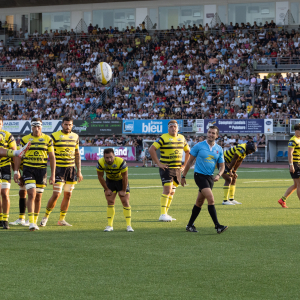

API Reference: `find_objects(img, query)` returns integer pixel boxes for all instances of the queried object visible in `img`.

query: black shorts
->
[159,168,181,187]
[194,172,214,191]
[217,162,231,175]
[106,178,130,194]
[290,163,300,179]
[55,166,77,185]
[23,166,47,188]
[0,164,11,183]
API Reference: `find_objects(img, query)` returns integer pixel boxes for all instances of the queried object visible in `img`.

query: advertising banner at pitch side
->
[79,146,136,161]
[202,119,273,134]
[122,120,183,134]
[2,120,62,134]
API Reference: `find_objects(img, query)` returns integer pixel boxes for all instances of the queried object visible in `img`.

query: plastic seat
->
[277,151,283,157]
[284,151,288,157]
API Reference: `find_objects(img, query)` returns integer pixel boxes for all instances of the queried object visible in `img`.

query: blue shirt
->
[190,141,224,176]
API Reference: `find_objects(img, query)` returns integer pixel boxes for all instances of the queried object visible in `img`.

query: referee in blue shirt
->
[181,126,228,234]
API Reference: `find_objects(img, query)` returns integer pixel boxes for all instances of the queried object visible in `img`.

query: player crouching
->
[97,148,133,232]
[222,141,257,205]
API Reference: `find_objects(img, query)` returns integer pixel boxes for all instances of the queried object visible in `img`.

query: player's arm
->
[48,151,56,185]
[288,146,295,173]
[119,170,128,197]
[75,148,83,182]
[97,170,112,196]
[181,154,196,187]
[181,140,190,170]
[149,144,168,170]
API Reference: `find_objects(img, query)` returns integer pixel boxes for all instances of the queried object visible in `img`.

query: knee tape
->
[26,183,36,190]
[36,188,44,193]
[53,184,63,193]
[19,185,26,191]
[64,184,75,193]
[1,182,11,189]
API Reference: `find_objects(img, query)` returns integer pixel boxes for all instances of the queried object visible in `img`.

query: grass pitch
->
[2,166,300,300]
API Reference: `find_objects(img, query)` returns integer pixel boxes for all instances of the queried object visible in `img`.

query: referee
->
[181,126,228,234]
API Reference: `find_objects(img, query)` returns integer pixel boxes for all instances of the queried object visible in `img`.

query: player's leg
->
[166,182,178,220]
[294,178,300,201]
[158,168,173,221]
[1,166,12,229]
[2,142,31,158]
[118,182,133,232]
[222,167,234,205]
[278,182,297,208]
[34,186,44,225]
[229,173,241,204]
[40,183,62,226]
[9,185,27,226]
[58,183,75,226]
[104,192,117,231]
[26,185,37,231]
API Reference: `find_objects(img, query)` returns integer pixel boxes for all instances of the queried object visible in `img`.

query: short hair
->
[208,125,219,135]
[0,116,3,122]
[62,116,73,123]
[31,117,42,123]
[104,148,114,155]
[294,123,300,131]
[168,120,178,126]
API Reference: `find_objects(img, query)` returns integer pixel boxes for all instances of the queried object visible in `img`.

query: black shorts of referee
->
[194,172,214,192]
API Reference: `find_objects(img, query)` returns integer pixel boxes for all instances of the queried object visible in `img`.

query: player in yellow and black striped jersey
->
[96,148,133,232]
[40,117,83,227]
[149,120,190,222]
[221,141,257,205]
[15,118,56,231]
[278,124,300,208]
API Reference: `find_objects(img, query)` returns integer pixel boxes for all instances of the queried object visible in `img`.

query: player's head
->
[31,118,42,137]
[0,116,3,131]
[62,116,73,134]
[246,141,257,155]
[207,126,219,142]
[103,148,115,165]
[168,120,178,137]
[294,123,300,137]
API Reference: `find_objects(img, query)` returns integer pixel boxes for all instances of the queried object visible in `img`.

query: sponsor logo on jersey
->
[112,164,117,168]
[29,138,34,141]
[59,135,64,139]
[69,136,74,139]
[177,138,182,141]
[39,138,45,142]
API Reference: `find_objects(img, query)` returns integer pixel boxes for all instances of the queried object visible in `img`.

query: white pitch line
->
[131,184,189,189]
[243,179,291,183]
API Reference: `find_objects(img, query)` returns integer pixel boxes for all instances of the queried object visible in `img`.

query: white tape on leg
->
[64,184,75,193]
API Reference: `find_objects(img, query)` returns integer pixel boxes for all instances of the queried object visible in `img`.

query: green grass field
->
[2,166,300,300]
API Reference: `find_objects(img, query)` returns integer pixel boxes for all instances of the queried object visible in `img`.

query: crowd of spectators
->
[0,20,300,125]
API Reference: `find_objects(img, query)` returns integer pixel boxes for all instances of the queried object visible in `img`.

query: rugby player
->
[10,145,28,226]
[149,120,190,222]
[15,118,55,231]
[181,126,228,234]
[278,123,300,208]
[0,117,31,229]
[222,141,257,205]
[40,117,83,227]
[97,148,133,232]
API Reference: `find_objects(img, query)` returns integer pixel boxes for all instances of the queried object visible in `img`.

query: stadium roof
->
[0,0,146,8]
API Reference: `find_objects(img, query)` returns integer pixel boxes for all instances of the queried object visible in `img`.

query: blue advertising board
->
[203,119,266,134]
[122,120,183,135]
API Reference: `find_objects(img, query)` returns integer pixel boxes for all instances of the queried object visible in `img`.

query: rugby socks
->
[59,210,67,221]
[223,186,230,202]
[160,194,168,215]
[281,196,287,202]
[208,205,220,226]
[34,213,39,224]
[2,213,8,222]
[166,195,173,213]
[187,205,201,226]
[28,212,34,224]
[107,205,115,227]
[123,206,131,226]
[44,207,53,219]
[19,198,26,220]
[0,213,3,222]
[229,185,236,201]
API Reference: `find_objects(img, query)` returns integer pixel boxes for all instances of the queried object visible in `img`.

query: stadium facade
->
[0,0,299,34]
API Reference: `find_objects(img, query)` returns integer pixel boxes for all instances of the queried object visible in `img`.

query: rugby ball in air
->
[95,62,112,85]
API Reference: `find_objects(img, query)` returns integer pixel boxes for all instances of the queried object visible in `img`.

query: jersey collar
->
[205,140,216,151]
